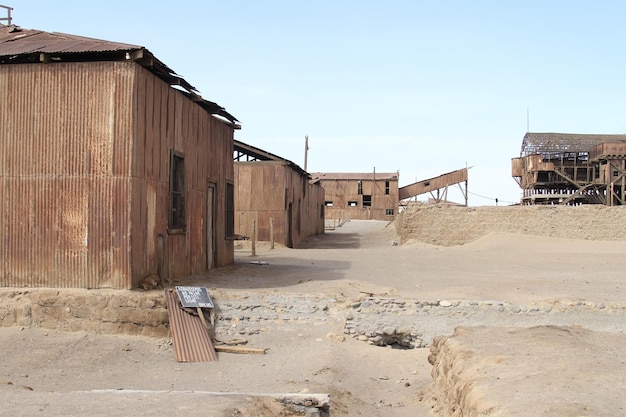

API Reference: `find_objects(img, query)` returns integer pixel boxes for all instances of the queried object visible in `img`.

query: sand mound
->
[420,325,626,417]
[395,204,626,246]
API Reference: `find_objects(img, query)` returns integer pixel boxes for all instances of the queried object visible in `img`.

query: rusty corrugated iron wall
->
[1,60,235,289]
[1,62,134,288]
[234,161,325,248]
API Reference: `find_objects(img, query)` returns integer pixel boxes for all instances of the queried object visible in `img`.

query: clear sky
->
[8,1,626,205]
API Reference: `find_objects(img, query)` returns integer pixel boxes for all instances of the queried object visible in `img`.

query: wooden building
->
[233,141,325,247]
[0,25,240,289]
[310,172,399,221]
[511,132,626,205]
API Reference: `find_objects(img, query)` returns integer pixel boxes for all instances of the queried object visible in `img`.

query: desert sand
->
[1,204,625,416]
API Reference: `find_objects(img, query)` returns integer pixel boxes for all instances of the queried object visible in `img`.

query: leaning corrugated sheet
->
[164,289,218,362]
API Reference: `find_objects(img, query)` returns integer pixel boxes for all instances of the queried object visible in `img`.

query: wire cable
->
[467,191,517,205]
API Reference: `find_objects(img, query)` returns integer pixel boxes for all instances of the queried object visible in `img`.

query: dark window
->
[385,180,390,195]
[225,181,234,239]
[613,170,619,177]
[348,201,358,207]
[363,195,372,207]
[357,180,363,195]
[386,208,395,216]
[169,150,185,232]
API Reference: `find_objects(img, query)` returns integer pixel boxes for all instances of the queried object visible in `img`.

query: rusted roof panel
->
[165,289,218,362]
[0,24,239,125]
[0,27,140,54]
[0,26,141,54]
[521,132,626,157]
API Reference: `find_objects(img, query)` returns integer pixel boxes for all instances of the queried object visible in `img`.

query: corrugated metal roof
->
[521,132,626,157]
[310,172,399,181]
[0,24,239,125]
[0,27,141,54]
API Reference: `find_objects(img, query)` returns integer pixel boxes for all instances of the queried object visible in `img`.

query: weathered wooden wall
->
[320,177,399,221]
[0,61,234,289]
[234,162,324,247]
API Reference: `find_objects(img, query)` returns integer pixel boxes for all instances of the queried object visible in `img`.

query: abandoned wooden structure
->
[234,141,325,247]
[399,168,469,207]
[0,25,240,289]
[310,172,399,221]
[511,132,626,205]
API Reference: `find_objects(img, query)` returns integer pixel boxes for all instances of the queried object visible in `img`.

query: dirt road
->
[1,209,625,416]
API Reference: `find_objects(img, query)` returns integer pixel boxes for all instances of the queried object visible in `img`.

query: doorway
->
[206,182,217,269]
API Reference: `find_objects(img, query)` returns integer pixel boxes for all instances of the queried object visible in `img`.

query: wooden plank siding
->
[0,61,235,289]
[234,161,324,247]
[315,174,399,221]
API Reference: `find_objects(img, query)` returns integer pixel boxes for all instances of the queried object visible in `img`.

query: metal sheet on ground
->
[164,289,218,362]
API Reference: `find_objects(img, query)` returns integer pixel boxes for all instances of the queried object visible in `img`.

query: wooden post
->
[269,217,275,249]
[251,219,257,257]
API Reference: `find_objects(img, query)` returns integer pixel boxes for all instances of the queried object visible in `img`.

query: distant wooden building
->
[0,25,240,289]
[512,132,626,205]
[311,172,399,221]
[234,141,325,247]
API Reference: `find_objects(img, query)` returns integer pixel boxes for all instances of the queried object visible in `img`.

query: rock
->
[383,326,396,336]
[439,300,452,307]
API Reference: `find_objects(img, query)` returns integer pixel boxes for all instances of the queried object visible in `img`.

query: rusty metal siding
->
[0,62,135,288]
[130,66,234,287]
[233,162,325,247]
[164,289,218,362]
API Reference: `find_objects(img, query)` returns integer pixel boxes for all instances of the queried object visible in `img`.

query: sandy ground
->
[1,205,625,416]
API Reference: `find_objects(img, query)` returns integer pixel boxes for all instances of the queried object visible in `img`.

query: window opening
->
[169,150,186,232]
[357,180,363,195]
[225,181,234,239]
[363,195,372,207]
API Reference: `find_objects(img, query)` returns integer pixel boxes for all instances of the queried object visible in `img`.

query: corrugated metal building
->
[310,172,399,221]
[0,24,240,289]
[233,140,325,248]
[512,132,626,205]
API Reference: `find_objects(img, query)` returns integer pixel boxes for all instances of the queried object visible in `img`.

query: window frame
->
[168,150,186,234]
[225,180,235,240]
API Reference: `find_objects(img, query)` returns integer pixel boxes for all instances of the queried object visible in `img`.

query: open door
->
[206,182,217,269]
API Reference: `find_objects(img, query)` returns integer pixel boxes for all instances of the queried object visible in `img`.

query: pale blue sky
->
[9,1,626,205]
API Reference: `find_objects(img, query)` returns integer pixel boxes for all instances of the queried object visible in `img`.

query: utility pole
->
[304,135,309,172]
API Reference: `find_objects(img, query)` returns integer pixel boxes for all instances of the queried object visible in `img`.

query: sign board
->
[175,286,214,308]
